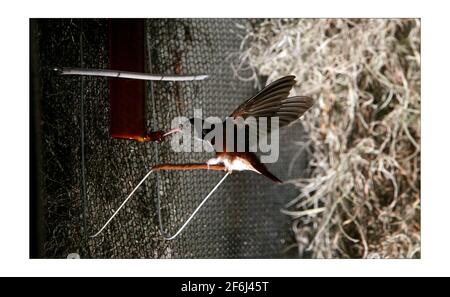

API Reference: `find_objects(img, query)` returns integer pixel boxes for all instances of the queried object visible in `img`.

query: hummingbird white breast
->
[207,156,259,173]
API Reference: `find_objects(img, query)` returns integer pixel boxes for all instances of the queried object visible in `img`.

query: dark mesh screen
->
[35,19,308,258]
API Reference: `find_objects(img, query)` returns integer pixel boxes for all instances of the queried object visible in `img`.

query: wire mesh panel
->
[37,19,308,258]
[146,19,306,258]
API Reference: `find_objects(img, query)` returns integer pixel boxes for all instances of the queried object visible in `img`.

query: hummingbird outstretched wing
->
[229,75,313,127]
[227,75,313,150]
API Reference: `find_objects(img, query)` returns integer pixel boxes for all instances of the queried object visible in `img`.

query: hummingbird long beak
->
[163,127,182,137]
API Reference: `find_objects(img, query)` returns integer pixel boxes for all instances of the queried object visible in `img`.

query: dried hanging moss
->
[232,19,420,258]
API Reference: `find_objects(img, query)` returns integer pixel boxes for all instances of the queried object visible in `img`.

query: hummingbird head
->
[185,118,205,140]
[163,118,215,144]
[161,118,196,139]
[182,118,216,141]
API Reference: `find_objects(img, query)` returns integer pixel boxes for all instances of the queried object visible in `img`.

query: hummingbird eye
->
[178,119,192,131]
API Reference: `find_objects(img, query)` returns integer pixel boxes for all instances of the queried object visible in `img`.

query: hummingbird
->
[91,75,313,239]
[162,75,314,183]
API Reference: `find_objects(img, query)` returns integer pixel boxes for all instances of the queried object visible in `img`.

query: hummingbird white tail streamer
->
[90,169,229,240]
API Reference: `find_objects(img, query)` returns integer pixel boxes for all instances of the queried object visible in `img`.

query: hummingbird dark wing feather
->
[230,75,296,119]
[228,75,313,150]
[230,75,313,127]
